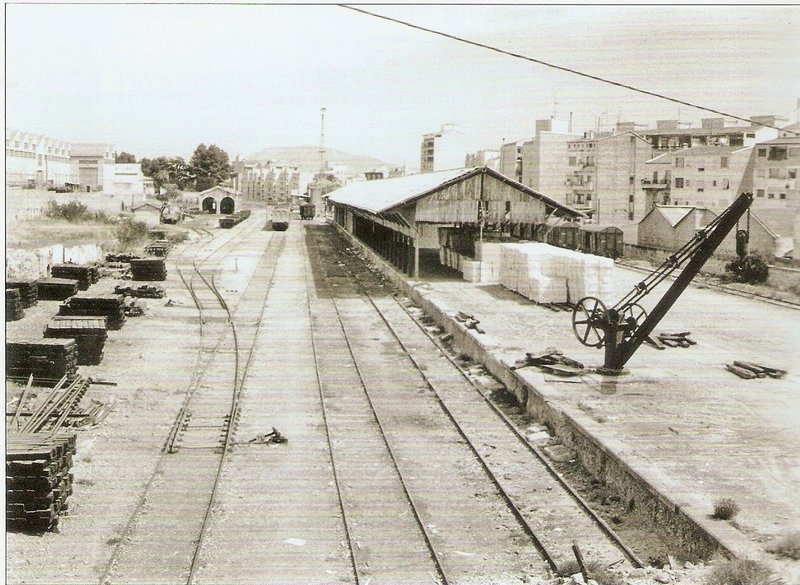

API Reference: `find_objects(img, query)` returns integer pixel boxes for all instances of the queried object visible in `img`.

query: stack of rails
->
[114,284,165,298]
[6,433,76,532]
[37,278,80,301]
[6,289,25,321]
[219,209,251,229]
[6,280,38,308]
[129,257,167,281]
[6,339,78,381]
[50,264,96,291]
[44,317,108,365]
[58,293,125,330]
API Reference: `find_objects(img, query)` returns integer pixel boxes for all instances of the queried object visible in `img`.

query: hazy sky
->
[6,4,800,168]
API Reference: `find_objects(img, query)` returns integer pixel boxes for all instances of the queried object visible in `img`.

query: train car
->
[579,225,624,258]
[272,207,290,231]
[299,203,316,220]
[219,209,251,229]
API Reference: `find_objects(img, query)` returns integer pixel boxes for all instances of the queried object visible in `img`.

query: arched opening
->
[220,196,235,215]
[202,197,217,213]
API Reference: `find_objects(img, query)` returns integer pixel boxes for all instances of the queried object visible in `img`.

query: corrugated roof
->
[326,167,584,218]
[326,168,476,214]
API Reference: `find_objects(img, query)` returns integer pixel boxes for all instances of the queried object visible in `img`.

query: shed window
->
[720,156,729,168]
[757,189,765,197]
[758,148,767,157]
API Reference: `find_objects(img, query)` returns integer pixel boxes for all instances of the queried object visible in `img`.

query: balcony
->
[641,178,670,192]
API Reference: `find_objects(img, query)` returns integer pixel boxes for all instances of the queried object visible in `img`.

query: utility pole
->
[319,107,327,179]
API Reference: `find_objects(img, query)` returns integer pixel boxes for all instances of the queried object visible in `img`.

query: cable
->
[339,4,799,137]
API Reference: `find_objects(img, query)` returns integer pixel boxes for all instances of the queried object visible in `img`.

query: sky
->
[5,4,800,169]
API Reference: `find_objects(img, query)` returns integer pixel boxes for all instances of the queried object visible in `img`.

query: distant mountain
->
[245,145,395,175]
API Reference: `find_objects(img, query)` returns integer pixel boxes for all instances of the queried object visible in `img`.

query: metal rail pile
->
[129,258,167,281]
[8,375,91,434]
[58,293,126,330]
[6,339,78,381]
[37,277,80,301]
[44,317,108,365]
[6,288,25,322]
[51,263,98,291]
[6,432,77,532]
[6,280,38,308]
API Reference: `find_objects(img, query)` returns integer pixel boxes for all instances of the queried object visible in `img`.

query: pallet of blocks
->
[6,288,25,321]
[6,280,38,308]
[37,277,80,301]
[6,338,78,381]
[58,293,125,330]
[6,433,77,532]
[44,317,108,365]
[50,264,94,291]
[129,257,167,281]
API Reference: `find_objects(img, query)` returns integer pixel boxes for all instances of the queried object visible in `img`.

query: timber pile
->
[498,243,615,304]
[130,258,167,281]
[37,278,80,301]
[6,433,76,532]
[58,294,125,330]
[6,289,25,322]
[648,331,696,349]
[6,280,38,308]
[114,283,165,298]
[454,311,485,334]
[6,339,78,381]
[44,317,107,365]
[144,240,171,257]
[51,264,94,291]
[514,348,586,377]
[725,361,787,380]
[105,253,141,263]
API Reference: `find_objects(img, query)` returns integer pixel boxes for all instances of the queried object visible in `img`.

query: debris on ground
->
[454,311,485,334]
[513,348,585,377]
[725,360,787,379]
[248,427,288,445]
[123,297,145,317]
[655,331,695,348]
[114,284,165,298]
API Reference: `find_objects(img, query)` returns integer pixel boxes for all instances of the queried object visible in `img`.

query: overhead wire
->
[339,4,799,137]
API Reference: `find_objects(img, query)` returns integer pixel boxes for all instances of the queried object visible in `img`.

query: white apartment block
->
[521,119,580,200]
[420,123,468,173]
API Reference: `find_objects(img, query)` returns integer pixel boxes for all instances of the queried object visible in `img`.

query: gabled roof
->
[132,202,162,212]
[756,136,800,146]
[656,206,695,227]
[198,185,239,196]
[326,167,584,218]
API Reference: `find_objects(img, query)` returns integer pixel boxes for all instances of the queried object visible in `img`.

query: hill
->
[246,145,395,175]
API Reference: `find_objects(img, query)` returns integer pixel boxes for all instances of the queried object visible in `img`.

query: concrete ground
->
[356,240,800,571]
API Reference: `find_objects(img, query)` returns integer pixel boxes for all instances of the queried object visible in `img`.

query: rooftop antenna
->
[319,107,327,178]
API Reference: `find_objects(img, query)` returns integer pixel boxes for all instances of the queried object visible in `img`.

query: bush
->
[767,531,800,560]
[705,559,776,585]
[116,218,149,250]
[725,254,769,284]
[45,199,92,222]
[712,497,741,520]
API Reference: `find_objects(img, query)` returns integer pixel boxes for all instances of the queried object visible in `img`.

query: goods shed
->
[327,167,584,278]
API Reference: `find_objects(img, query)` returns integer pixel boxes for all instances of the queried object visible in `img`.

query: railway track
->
[100,213,285,585]
[303,226,642,583]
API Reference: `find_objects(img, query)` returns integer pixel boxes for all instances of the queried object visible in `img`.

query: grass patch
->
[705,559,778,585]
[767,530,800,560]
[712,497,741,520]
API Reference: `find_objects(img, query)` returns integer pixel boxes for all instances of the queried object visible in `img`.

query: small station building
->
[198,186,240,214]
[326,167,584,278]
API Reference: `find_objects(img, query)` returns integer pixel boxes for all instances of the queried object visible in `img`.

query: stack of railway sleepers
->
[6,280,38,308]
[113,283,165,298]
[144,240,171,257]
[105,253,141,263]
[129,257,167,281]
[58,293,125,330]
[6,339,78,381]
[44,317,108,365]
[50,264,94,291]
[37,278,80,301]
[6,289,25,321]
[6,433,76,532]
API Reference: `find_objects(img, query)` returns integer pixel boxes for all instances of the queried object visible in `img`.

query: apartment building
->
[498,140,524,183]
[465,149,500,171]
[232,159,300,203]
[521,119,580,200]
[643,145,754,212]
[565,131,653,225]
[6,128,76,188]
[751,137,800,208]
[641,116,781,153]
[420,124,468,173]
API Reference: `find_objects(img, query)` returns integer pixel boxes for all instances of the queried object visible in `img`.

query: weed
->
[557,560,624,585]
[116,218,149,250]
[767,530,800,560]
[725,254,769,284]
[705,559,777,585]
[712,497,741,520]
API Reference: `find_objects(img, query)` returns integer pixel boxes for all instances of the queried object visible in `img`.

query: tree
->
[154,183,182,203]
[190,144,235,192]
[115,151,137,163]
[141,156,194,191]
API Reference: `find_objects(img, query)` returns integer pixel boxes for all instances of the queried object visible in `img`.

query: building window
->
[789,169,797,179]
[789,147,800,158]
[779,193,786,199]
[768,193,775,199]
[569,156,576,166]
[746,133,755,138]
[757,189,765,197]
[723,178,730,189]
[712,180,717,187]
[720,156,728,168]
[675,177,684,188]
[629,211,634,221]
[629,194,634,203]
[675,157,685,168]
[758,148,767,157]
[769,168,787,179]
[698,167,705,172]
[769,147,788,160]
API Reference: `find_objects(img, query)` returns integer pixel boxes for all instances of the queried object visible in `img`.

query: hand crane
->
[571,191,753,374]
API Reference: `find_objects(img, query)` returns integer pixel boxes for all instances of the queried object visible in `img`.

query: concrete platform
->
[340,227,800,566]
